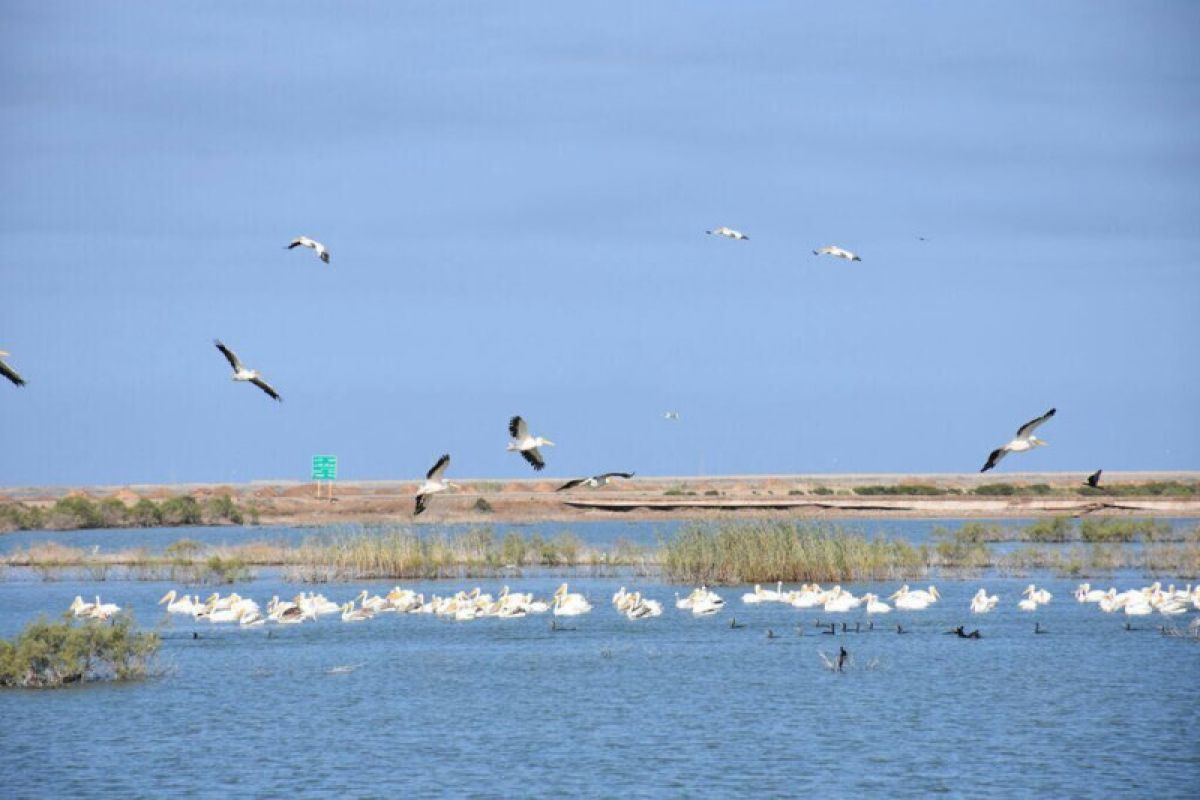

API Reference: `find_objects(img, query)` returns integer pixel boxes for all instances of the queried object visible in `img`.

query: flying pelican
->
[556,472,634,491]
[663,411,680,421]
[812,245,861,262]
[414,454,457,515]
[0,351,25,387]
[981,408,1055,472]
[1085,469,1102,489]
[706,226,749,241]
[286,236,330,264]
[507,416,553,471]
[214,340,282,401]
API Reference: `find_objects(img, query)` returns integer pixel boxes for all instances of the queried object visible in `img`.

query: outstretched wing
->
[414,493,428,516]
[521,448,545,471]
[596,472,635,481]
[556,478,587,492]
[981,447,1006,473]
[214,340,242,372]
[1086,469,1102,488]
[426,454,451,481]
[0,359,25,387]
[286,238,304,249]
[250,377,282,401]
[1016,408,1056,438]
[509,416,528,440]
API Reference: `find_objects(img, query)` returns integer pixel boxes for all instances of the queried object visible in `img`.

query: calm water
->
[1,524,1198,798]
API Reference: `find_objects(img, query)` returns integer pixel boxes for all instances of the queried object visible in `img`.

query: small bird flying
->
[706,226,749,241]
[0,351,26,387]
[214,340,282,401]
[1085,469,1102,489]
[286,236,330,264]
[663,411,680,421]
[414,454,457,516]
[507,416,554,471]
[812,245,861,262]
[981,408,1056,472]
[556,472,635,492]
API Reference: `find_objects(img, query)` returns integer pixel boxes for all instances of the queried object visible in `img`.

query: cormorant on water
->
[1034,622,1047,635]
[896,624,908,634]
[767,629,778,639]
[836,646,849,672]
[192,631,199,640]
[550,620,576,632]
[951,626,982,639]
[841,622,848,633]
[730,617,745,629]
[823,623,836,635]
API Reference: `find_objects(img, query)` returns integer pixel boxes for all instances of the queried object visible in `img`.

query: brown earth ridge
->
[2,472,1198,529]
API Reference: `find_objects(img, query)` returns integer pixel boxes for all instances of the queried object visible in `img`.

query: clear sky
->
[2,2,1198,486]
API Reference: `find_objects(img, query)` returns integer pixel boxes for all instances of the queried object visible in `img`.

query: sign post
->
[311,455,338,500]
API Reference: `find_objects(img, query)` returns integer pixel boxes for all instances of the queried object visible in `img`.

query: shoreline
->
[2,471,1199,531]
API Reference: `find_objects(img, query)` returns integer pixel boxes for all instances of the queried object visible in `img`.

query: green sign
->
[311,455,338,481]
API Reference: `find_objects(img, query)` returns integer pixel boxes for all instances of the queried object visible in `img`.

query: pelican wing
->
[981,447,1007,473]
[214,340,243,372]
[426,453,451,481]
[1015,408,1056,438]
[508,415,528,440]
[596,472,635,481]
[414,493,428,516]
[556,478,587,492]
[286,238,305,249]
[318,247,330,264]
[0,358,25,387]
[250,377,282,401]
[521,447,545,471]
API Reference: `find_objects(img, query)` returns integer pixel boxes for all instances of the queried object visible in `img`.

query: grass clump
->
[662,521,928,584]
[852,484,947,496]
[0,614,159,689]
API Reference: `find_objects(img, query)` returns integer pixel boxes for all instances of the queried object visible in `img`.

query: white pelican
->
[891,586,938,611]
[0,351,26,387]
[552,583,592,616]
[415,454,458,516]
[507,416,554,471]
[970,589,998,614]
[706,226,749,241]
[90,596,121,620]
[812,245,861,262]
[341,601,374,622]
[238,607,265,626]
[286,236,330,263]
[158,590,196,615]
[355,590,390,614]
[981,408,1055,472]
[741,582,783,604]
[68,595,96,617]
[556,472,634,491]
[823,587,858,613]
[214,340,282,401]
[863,594,891,614]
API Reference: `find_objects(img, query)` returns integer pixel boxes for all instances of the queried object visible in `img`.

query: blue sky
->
[2,2,1197,486]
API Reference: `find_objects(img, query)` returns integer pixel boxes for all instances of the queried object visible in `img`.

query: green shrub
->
[1024,517,1073,542]
[473,497,494,513]
[204,495,244,525]
[974,483,1016,496]
[48,496,103,530]
[811,487,834,495]
[0,614,159,688]
[159,496,201,526]
[131,499,163,527]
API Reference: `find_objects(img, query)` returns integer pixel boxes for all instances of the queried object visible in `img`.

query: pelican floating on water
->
[214,340,282,401]
[0,351,26,387]
[414,454,457,516]
[706,226,749,241]
[286,236,330,264]
[507,416,553,471]
[812,245,861,262]
[970,589,999,614]
[981,408,1055,472]
[556,472,634,491]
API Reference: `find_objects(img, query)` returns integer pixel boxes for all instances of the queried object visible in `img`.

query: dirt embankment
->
[2,472,1198,529]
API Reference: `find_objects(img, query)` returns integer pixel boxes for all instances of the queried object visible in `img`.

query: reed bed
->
[662,521,930,584]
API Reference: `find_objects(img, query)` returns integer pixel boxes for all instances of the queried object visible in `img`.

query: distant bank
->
[2,472,1198,531]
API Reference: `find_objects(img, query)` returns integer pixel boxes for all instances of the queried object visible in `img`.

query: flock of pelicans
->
[2,231,1107,518]
[61,580,1200,627]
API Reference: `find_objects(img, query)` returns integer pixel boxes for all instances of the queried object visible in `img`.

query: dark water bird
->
[823,623,836,635]
[841,622,848,633]
[981,408,1055,472]
[1085,469,1103,489]
[286,235,330,263]
[767,629,778,639]
[556,472,635,491]
[192,632,199,639]
[414,454,457,516]
[508,416,553,471]
[950,626,982,639]
[1125,622,1134,631]
[0,351,26,387]
[729,617,745,629]
[837,646,849,671]
[896,624,908,634]
[868,622,874,632]
[550,619,576,632]
[214,340,282,401]
[1035,622,1047,634]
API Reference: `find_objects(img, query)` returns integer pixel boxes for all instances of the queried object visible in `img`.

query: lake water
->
[1,523,1198,798]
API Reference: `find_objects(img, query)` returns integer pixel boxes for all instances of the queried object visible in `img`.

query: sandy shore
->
[3,471,1198,527]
